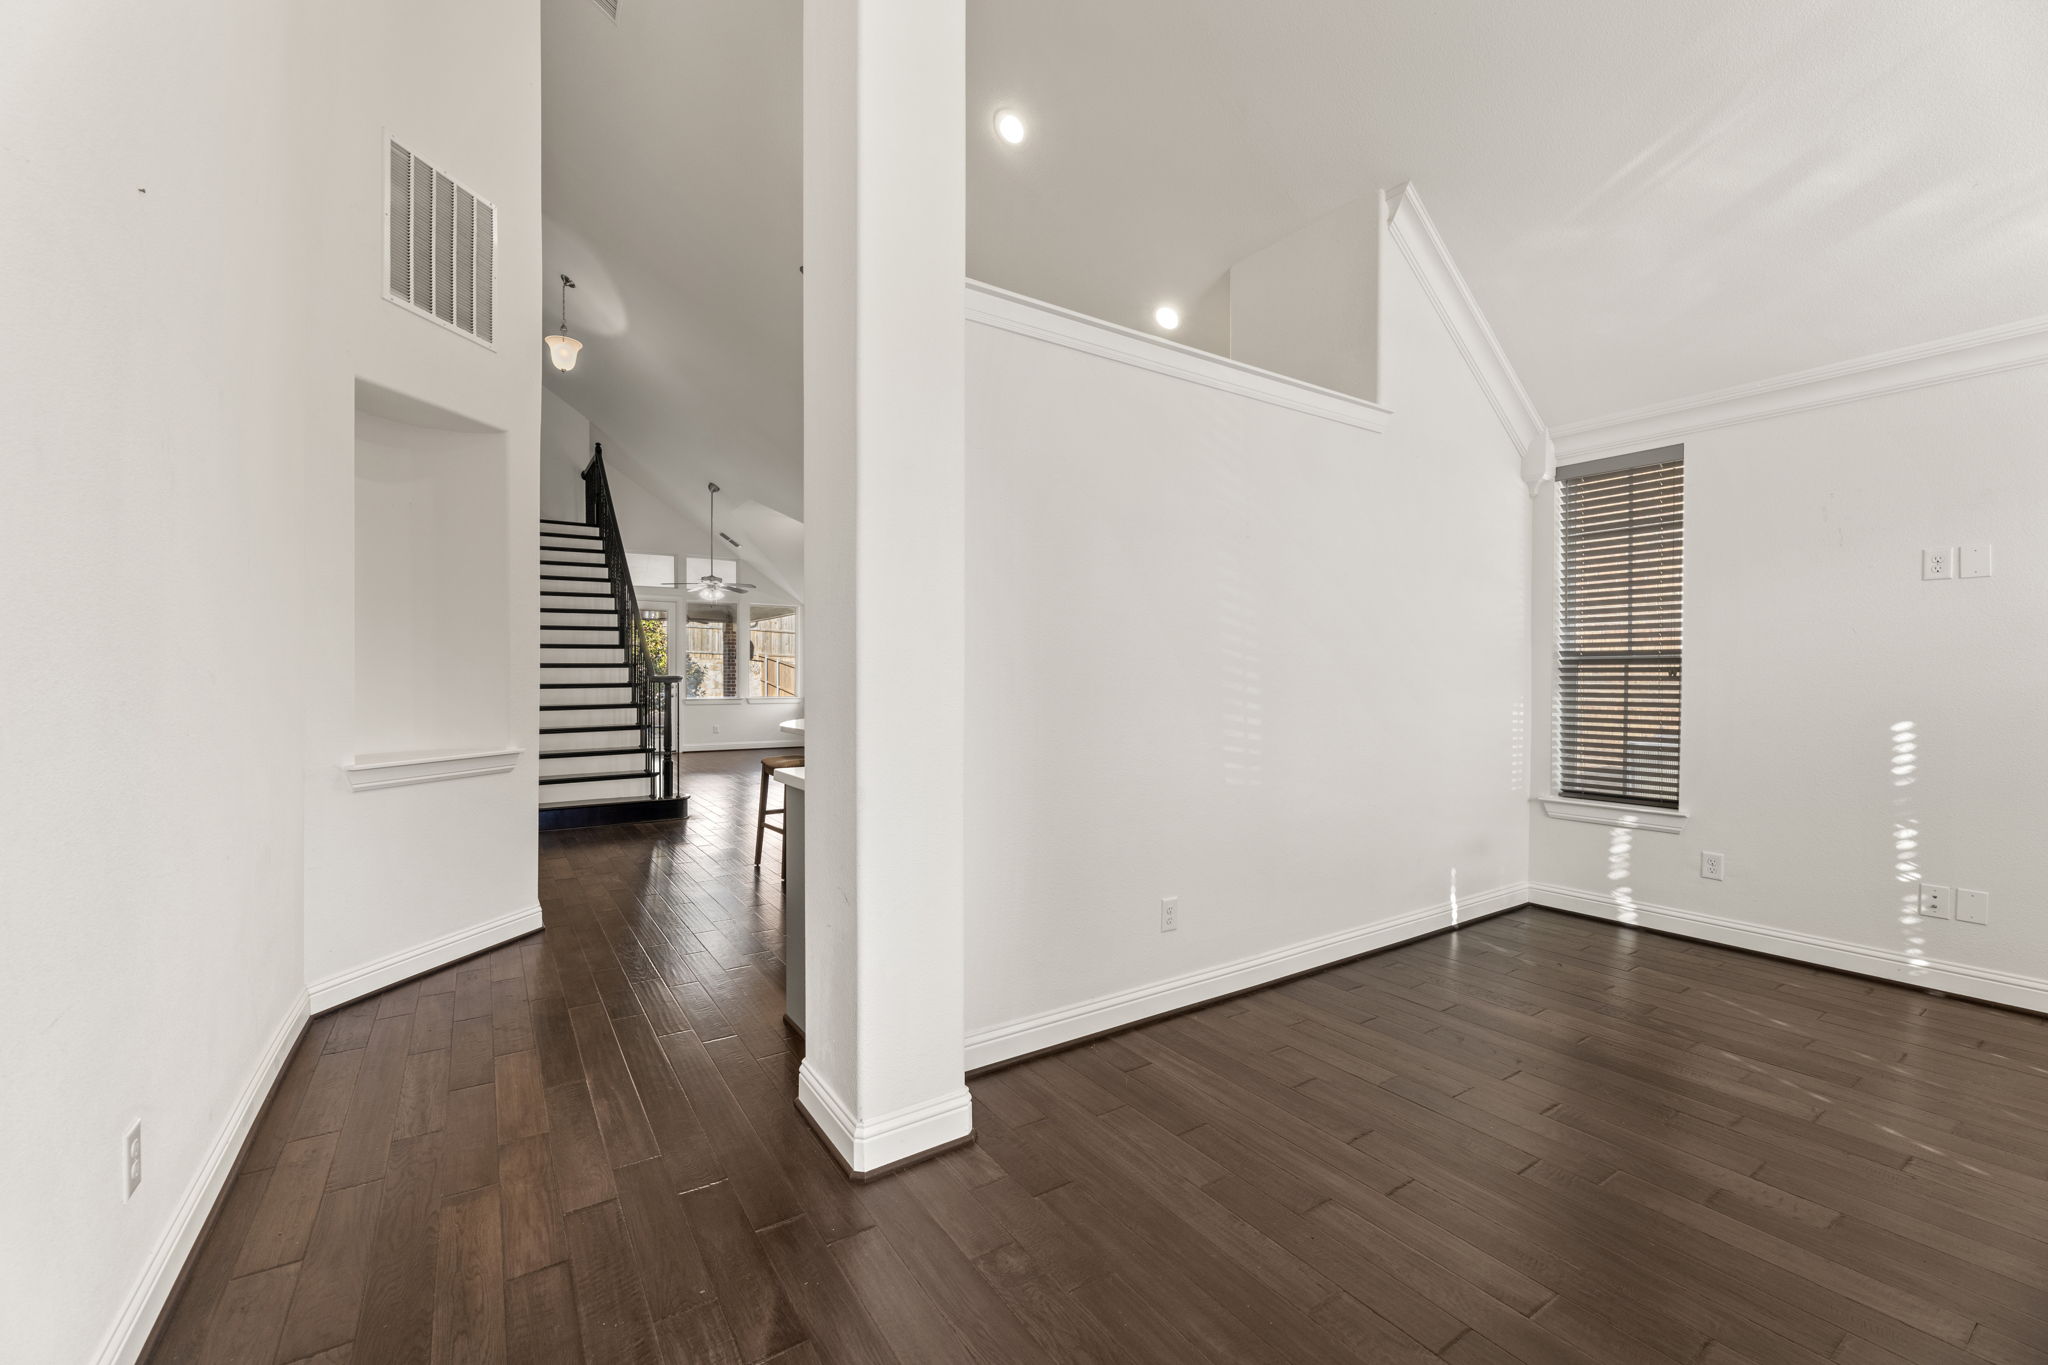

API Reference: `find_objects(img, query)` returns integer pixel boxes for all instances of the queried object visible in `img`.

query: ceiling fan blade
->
[727,582,757,593]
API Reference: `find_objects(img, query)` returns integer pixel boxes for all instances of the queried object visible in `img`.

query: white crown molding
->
[308,903,543,1012]
[965,280,1391,433]
[1551,313,2048,463]
[1530,883,2048,1015]
[1383,183,1550,485]
[796,1063,975,1173]
[94,989,310,1365]
[963,881,1530,1071]
[342,746,523,791]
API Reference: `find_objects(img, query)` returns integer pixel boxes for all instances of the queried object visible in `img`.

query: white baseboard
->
[797,1062,974,1173]
[963,882,1531,1071]
[679,740,804,753]
[95,989,310,1365]
[1529,882,2048,1015]
[307,903,544,1013]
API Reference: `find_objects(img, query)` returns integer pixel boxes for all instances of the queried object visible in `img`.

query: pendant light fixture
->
[690,483,757,599]
[545,274,583,372]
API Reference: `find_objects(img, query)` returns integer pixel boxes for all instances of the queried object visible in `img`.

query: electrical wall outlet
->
[1917,883,1952,919]
[124,1122,143,1201]
[710,723,720,735]
[1159,896,1178,933]
[1957,888,1990,924]
[1700,851,1725,881]
[1922,548,1955,581]
[1960,546,1993,579]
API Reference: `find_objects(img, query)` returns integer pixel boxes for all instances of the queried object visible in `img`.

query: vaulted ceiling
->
[544,0,2048,511]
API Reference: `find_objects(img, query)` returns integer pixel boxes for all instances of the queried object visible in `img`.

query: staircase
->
[537,448,687,830]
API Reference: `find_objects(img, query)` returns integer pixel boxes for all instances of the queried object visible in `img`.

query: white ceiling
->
[541,0,803,551]
[547,0,2048,481]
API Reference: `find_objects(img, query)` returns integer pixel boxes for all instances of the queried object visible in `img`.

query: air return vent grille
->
[385,139,496,346]
[593,0,619,19]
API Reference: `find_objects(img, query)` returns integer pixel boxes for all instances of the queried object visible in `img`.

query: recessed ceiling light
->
[994,109,1028,145]
[1154,305,1181,331]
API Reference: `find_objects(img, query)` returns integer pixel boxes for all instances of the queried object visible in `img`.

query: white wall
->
[541,386,591,521]
[0,2,540,1359]
[962,235,1533,1066]
[0,4,308,1361]
[353,411,512,756]
[1531,364,2048,1008]
[1230,196,1380,402]
[296,0,542,1003]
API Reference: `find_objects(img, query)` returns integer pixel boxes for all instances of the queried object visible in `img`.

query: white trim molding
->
[965,280,1391,433]
[94,990,311,1365]
[342,746,523,792]
[797,1063,975,1173]
[1531,883,2048,1016]
[308,903,543,1012]
[1537,795,1688,834]
[1384,183,1550,484]
[1551,312,2048,463]
[964,882,1530,1070]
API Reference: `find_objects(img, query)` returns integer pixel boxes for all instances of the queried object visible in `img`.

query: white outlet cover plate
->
[1960,546,1993,579]
[1922,548,1955,580]
[1957,888,1990,924]
[1918,883,1952,918]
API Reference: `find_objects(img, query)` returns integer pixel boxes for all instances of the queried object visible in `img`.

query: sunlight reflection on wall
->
[1609,825,1638,924]
[1891,720,1929,976]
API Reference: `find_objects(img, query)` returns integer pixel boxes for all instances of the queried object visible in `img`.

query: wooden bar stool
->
[755,753,805,872]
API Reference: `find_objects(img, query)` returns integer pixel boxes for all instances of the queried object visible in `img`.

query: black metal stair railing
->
[582,445,678,801]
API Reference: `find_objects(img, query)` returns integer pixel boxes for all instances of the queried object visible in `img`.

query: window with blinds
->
[1556,446,1684,809]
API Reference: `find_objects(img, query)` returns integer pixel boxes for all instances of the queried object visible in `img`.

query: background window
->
[637,605,670,676]
[749,607,798,698]
[684,602,736,698]
[1556,447,1684,809]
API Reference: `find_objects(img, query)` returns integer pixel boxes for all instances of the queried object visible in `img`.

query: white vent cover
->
[386,139,495,345]
[593,0,619,19]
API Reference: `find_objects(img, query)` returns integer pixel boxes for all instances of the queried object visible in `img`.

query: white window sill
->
[344,746,522,792]
[746,696,801,705]
[1537,795,1687,833]
[683,697,743,706]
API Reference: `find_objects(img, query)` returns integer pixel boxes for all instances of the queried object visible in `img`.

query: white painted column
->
[797,0,971,1172]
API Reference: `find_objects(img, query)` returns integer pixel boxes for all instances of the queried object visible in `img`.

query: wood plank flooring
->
[149,749,2048,1362]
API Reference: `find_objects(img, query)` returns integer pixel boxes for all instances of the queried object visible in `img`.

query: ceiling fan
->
[690,483,756,600]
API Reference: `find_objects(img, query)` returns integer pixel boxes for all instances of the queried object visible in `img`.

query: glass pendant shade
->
[546,334,583,371]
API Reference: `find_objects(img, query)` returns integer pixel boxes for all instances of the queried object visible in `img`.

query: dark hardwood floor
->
[149,749,2048,1363]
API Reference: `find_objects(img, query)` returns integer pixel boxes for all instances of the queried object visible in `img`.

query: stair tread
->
[541,607,620,614]
[539,519,596,528]
[539,746,657,760]
[541,724,645,734]
[540,703,643,711]
[541,770,657,786]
